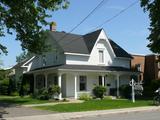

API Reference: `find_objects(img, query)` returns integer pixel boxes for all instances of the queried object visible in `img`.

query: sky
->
[0,0,152,68]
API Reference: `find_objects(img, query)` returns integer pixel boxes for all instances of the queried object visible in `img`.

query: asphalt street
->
[72,109,160,120]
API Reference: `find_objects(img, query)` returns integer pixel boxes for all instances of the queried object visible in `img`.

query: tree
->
[0,58,3,68]
[16,51,33,63]
[140,0,160,54]
[0,0,69,55]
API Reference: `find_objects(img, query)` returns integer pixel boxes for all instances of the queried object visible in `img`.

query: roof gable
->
[83,29,102,53]
[109,39,132,58]
[48,29,132,58]
[48,31,89,54]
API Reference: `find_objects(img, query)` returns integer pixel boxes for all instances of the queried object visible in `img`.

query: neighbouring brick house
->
[144,54,160,83]
[131,54,160,83]
[131,54,145,81]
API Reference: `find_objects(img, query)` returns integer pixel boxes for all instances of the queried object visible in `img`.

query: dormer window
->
[99,50,104,63]
[42,55,46,66]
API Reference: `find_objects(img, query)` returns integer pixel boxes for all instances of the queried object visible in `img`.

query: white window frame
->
[99,49,104,64]
[42,55,47,66]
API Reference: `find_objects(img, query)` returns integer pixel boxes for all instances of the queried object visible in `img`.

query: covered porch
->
[31,65,139,100]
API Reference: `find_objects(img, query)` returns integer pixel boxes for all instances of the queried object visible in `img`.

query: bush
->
[0,79,9,95]
[93,86,106,99]
[119,85,131,99]
[33,85,61,100]
[48,85,60,99]
[79,93,92,101]
[38,88,49,100]
[19,83,30,96]
[143,80,160,98]
[10,91,19,96]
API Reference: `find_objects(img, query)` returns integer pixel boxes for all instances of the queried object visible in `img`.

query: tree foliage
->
[16,51,33,63]
[0,0,69,55]
[140,0,160,54]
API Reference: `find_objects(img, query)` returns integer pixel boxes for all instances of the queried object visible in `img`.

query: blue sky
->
[0,0,151,68]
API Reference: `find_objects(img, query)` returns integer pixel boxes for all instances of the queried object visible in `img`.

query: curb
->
[5,106,160,120]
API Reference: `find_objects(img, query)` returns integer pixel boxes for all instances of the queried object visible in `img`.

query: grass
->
[36,99,153,112]
[0,95,49,105]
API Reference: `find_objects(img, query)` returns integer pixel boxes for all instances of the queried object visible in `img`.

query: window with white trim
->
[79,76,87,91]
[99,50,104,63]
[42,55,46,66]
[135,64,141,72]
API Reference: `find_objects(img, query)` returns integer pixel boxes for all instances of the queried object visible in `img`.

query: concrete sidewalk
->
[23,99,83,107]
[5,106,160,120]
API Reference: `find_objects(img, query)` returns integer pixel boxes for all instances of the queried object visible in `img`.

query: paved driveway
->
[0,102,53,119]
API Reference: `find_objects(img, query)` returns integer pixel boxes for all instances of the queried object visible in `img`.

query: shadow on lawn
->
[0,101,21,119]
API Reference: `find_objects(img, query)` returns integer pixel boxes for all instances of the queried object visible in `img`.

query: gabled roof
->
[109,39,133,58]
[48,31,89,54]
[13,58,31,69]
[13,56,35,69]
[83,29,102,53]
[48,29,132,58]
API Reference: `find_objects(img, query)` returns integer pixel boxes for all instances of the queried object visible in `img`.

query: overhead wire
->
[59,0,139,51]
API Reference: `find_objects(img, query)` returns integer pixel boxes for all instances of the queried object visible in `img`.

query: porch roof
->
[31,64,139,73]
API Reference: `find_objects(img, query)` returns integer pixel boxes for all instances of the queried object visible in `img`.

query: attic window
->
[99,50,104,63]
[42,55,46,66]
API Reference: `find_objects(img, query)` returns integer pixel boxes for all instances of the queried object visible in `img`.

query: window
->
[99,76,102,86]
[135,64,141,71]
[99,50,104,63]
[99,76,106,86]
[42,55,46,66]
[79,76,87,91]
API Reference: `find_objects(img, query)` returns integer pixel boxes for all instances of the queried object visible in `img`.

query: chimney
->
[50,21,57,31]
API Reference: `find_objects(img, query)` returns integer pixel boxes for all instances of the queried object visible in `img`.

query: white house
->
[22,25,139,100]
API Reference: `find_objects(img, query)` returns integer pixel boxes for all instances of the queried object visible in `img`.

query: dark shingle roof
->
[48,29,132,58]
[83,29,102,53]
[109,39,133,58]
[32,64,134,72]
[48,31,89,54]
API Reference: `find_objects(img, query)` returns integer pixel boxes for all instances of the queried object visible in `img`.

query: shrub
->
[143,80,160,99]
[104,96,113,100]
[33,85,61,100]
[11,91,19,96]
[79,93,92,101]
[38,88,49,100]
[0,79,9,95]
[119,85,131,99]
[19,83,30,96]
[93,86,106,99]
[48,85,60,99]
[31,89,39,99]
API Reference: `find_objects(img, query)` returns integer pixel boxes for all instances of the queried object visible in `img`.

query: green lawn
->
[0,95,49,105]
[36,99,152,112]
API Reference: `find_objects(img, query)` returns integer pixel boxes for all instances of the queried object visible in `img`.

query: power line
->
[60,0,139,50]
[57,0,108,43]
[90,0,139,32]
[68,0,108,33]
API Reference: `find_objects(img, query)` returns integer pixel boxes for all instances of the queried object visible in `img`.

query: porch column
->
[45,74,48,88]
[58,74,62,100]
[116,74,120,97]
[74,75,78,99]
[102,76,105,87]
